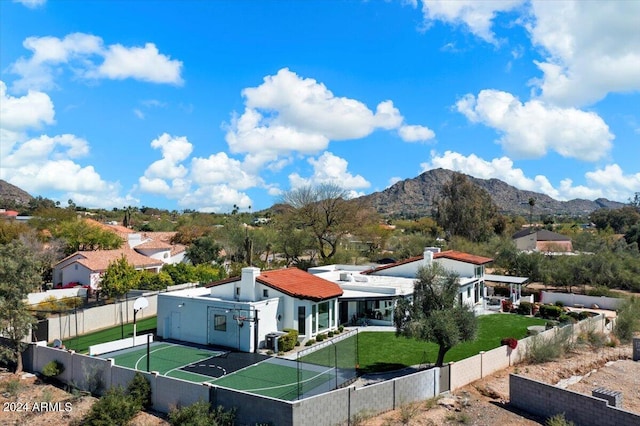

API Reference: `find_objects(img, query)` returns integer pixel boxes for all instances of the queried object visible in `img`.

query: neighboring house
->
[52,249,164,289]
[309,248,493,326]
[0,209,19,218]
[512,228,573,252]
[156,267,343,352]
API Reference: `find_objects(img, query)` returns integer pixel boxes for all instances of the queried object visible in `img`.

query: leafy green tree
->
[50,218,123,255]
[0,240,42,373]
[162,263,198,284]
[394,263,477,367]
[433,173,498,242]
[138,270,174,290]
[99,255,140,299]
[186,235,222,265]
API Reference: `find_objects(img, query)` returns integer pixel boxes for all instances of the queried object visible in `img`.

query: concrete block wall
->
[293,387,349,426]
[154,375,209,413]
[450,354,482,390]
[510,374,640,426]
[69,353,112,392]
[47,295,158,341]
[214,387,294,426]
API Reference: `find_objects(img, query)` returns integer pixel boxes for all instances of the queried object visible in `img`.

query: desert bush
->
[62,296,83,309]
[3,379,21,396]
[82,386,140,426]
[168,401,235,426]
[525,327,572,364]
[587,286,616,298]
[127,372,152,410]
[613,297,640,342]
[500,337,518,349]
[42,360,64,378]
[546,413,575,426]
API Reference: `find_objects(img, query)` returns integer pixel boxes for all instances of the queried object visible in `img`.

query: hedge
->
[539,304,562,319]
[278,328,299,352]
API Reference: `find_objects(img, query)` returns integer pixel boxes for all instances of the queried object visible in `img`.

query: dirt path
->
[360,342,634,426]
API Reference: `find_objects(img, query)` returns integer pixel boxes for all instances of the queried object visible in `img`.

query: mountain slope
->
[0,179,33,208]
[358,169,625,218]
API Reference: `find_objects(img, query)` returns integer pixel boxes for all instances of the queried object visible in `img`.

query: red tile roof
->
[364,250,493,274]
[257,268,343,301]
[206,268,343,302]
[59,249,164,272]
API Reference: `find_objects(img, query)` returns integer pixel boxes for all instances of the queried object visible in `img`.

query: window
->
[263,289,269,298]
[214,315,227,332]
[467,287,471,298]
[74,264,78,270]
[318,301,329,330]
[475,265,484,278]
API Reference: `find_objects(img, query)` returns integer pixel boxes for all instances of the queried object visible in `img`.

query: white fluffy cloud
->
[288,152,370,193]
[191,152,260,190]
[13,0,46,8]
[528,1,640,106]
[10,33,183,92]
[414,0,524,43]
[178,184,252,213]
[0,81,55,131]
[225,68,434,169]
[456,89,613,161]
[97,43,183,84]
[398,124,435,142]
[138,133,192,196]
[421,150,638,202]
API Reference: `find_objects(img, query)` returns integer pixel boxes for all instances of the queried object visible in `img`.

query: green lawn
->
[357,314,546,373]
[61,316,157,354]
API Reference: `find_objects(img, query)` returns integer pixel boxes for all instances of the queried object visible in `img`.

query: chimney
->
[423,248,434,267]
[240,267,260,301]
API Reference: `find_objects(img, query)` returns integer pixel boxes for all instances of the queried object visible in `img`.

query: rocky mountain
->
[0,179,33,208]
[358,168,625,218]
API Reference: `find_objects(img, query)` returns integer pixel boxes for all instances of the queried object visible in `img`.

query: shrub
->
[613,297,640,342]
[500,337,518,349]
[539,305,562,319]
[316,333,326,342]
[546,413,575,426]
[42,360,64,378]
[305,339,315,346]
[168,401,236,426]
[327,331,334,337]
[555,301,564,308]
[501,299,513,312]
[517,301,532,316]
[82,386,140,426]
[338,325,344,333]
[3,379,21,397]
[587,286,615,298]
[127,372,152,410]
[278,329,299,352]
[525,327,572,364]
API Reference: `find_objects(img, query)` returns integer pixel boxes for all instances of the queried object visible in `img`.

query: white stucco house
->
[156,267,343,352]
[309,248,493,326]
[52,249,165,290]
[52,221,186,288]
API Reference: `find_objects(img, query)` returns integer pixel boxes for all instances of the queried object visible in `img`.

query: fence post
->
[479,351,485,378]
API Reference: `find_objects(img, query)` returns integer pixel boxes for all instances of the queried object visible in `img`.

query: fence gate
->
[32,319,48,342]
[439,363,450,393]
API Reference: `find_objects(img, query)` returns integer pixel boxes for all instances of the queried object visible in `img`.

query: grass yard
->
[61,316,157,354]
[358,313,546,373]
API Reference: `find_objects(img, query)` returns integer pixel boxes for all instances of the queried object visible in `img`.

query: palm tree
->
[528,198,536,226]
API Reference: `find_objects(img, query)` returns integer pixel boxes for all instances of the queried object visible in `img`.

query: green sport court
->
[101,341,348,401]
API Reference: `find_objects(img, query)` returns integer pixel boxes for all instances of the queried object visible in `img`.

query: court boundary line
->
[241,366,335,394]
[131,343,224,375]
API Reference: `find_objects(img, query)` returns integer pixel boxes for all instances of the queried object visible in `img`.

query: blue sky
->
[1,0,639,213]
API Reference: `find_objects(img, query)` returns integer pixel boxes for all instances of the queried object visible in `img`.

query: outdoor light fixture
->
[178,303,185,308]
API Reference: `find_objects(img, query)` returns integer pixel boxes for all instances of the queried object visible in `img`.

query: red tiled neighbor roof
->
[257,268,343,301]
[435,250,493,265]
[61,249,164,272]
[364,250,493,274]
